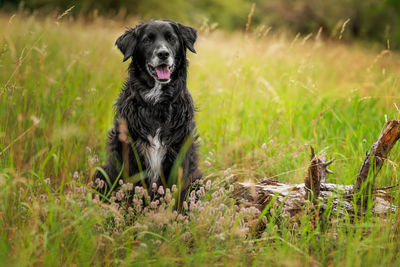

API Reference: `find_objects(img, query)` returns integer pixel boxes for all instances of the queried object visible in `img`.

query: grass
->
[1,11,400,266]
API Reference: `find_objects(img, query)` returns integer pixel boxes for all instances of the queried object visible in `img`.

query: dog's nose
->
[157,50,170,60]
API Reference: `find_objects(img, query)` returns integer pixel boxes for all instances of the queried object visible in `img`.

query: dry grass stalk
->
[245,3,256,35]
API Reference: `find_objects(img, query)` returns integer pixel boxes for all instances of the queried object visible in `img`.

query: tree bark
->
[355,120,400,200]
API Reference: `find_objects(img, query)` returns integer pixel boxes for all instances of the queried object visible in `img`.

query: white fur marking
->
[144,128,166,184]
[144,82,163,103]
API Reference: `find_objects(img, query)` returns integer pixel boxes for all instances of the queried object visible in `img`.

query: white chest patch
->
[144,82,162,103]
[142,128,166,184]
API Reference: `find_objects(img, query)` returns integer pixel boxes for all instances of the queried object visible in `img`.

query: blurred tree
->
[256,0,400,48]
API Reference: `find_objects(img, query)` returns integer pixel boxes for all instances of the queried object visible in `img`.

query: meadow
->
[1,12,400,266]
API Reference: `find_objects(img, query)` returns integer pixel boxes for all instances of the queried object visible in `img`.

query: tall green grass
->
[1,12,400,266]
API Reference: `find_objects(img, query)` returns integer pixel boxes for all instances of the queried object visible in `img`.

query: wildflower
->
[262,216,268,225]
[152,183,157,192]
[134,203,142,213]
[30,115,41,125]
[88,155,99,166]
[261,143,267,149]
[261,232,268,239]
[127,183,133,191]
[197,187,206,197]
[158,186,164,195]
[217,233,225,241]
[73,171,79,178]
[211,191,219,199]
[183,201,188,211]
[116,190,124,201]
[119,179,124,185]
[135,186,144,198]
[44,178,51,185]
[150,201,158,209]
[165,189,172,202]
[121,184,127,191]
[171,184,177,192]
[189,190,196,202]
[205,180,212,190]
[228,185,234,192]
[95,178,104,189]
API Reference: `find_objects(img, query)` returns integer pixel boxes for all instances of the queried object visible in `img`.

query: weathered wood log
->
[355,120,400,201]
[234,120,400,218]
[304,146,334,202]
[234,179,395,218]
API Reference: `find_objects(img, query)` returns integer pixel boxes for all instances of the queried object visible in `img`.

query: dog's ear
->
[171,22,197,54]
[115,25,143,62]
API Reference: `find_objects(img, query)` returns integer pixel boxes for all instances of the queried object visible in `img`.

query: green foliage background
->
[1,0,400,47]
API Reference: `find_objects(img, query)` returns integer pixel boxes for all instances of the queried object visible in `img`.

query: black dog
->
[94,20,202,202]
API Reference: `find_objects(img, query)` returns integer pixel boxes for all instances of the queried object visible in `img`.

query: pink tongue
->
[155,65,171,80]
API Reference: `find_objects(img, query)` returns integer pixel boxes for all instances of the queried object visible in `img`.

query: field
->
[1,12,400,266]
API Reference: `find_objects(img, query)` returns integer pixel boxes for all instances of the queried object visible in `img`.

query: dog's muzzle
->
[147,47,174,83]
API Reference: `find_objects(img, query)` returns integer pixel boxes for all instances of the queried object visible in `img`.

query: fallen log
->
[234,120,400,218]
[234,179,395,218]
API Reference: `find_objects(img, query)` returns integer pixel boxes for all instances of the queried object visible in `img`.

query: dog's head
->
[116,20,197,84]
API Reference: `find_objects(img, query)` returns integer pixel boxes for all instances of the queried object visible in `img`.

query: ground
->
[1,13,400,266]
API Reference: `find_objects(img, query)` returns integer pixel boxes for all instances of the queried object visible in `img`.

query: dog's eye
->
[142,36,153,44]
[165,33,176,43]
[167,36,176,43]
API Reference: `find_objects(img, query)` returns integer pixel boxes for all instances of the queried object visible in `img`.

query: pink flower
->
[158,186,164,195]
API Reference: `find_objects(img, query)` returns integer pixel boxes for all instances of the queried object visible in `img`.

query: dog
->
[94,20,202,203]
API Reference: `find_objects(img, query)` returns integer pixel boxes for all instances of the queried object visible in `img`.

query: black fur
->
[95,20,202,202]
